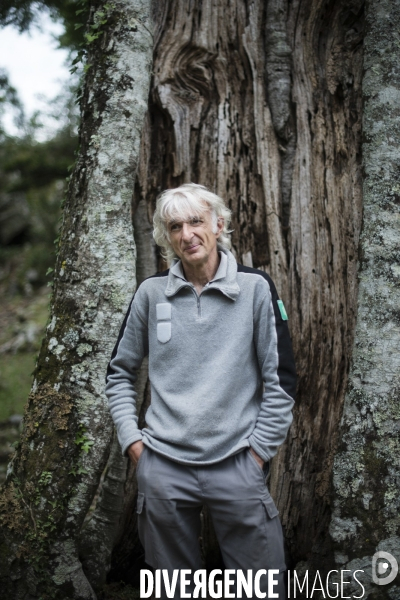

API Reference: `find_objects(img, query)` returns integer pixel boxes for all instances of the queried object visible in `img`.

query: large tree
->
[0,0,153,598]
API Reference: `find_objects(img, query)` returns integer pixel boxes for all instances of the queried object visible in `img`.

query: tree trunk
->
[0,0,153,598]
[108,0,365,579]
[330,0,400,595]
[84,173,158,589]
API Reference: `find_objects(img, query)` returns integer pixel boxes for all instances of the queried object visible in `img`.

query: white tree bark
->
[79,193,158,590]
[330,0,400,595]
[0,1,153,598]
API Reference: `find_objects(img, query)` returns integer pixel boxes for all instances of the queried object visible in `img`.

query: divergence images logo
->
[372,551,398,586]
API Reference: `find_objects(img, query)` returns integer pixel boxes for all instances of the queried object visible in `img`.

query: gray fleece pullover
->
[106,249,296,465]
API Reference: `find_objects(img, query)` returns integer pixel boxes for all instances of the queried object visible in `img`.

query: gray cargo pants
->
[136,447,286,599]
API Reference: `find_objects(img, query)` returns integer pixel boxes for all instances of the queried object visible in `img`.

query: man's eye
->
[170,223,181,231]
[189,217,202,225]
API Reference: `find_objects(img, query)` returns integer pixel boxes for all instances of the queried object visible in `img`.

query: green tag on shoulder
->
[277,300,288,321]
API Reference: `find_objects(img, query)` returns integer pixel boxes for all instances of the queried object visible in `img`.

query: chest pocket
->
[156,303,171,343]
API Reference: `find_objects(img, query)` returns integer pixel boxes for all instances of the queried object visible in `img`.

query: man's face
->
[167,205,223,270]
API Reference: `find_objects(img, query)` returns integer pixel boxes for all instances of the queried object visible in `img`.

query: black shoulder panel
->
[106,295,135,384]
[237,263,297,400]
[146,268,170,279]
[237,263,278,294]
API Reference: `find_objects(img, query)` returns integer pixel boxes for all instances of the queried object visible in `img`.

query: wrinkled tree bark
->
[0,0,153,598]
[106,0,365,581]
[330,0,400,595]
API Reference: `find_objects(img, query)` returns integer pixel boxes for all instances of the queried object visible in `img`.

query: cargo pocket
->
[263,495,279,519]
[262,495,286,571]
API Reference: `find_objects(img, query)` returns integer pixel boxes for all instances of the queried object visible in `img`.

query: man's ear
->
[215,217,224,237]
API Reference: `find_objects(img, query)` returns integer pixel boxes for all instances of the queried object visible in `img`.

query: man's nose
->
[181,222,194,240]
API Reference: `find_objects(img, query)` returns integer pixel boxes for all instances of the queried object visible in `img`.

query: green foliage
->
[84,6,109,43]
[69,423,94,475]
[0,9,82,430]
[0,0,90,52]
[1,130,77,192]
[38,470,52,487]
[74,423,94,454]
[0,83,78,289]
[0,69,24,136]
[71,2,115,75]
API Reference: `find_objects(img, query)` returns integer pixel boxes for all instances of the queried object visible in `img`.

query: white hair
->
[153,183,232,262]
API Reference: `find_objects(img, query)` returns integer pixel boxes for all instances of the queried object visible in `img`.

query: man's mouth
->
[184,244,200,253]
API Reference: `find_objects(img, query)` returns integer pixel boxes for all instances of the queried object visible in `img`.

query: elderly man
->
[106,183,296,599]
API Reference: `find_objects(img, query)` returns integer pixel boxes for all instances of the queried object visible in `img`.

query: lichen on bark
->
[331,0,400,595]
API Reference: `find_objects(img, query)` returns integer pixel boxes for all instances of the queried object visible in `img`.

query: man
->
[106,183,296,599]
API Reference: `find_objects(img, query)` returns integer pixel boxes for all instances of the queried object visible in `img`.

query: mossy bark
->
[330,0,400,595]
[0,1,153,598]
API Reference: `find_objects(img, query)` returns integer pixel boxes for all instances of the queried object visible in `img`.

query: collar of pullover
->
[165,248,240,301]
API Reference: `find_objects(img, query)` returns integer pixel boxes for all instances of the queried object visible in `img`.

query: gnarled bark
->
[109,0,365,578]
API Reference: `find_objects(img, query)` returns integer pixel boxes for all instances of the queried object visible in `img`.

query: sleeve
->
[248,281,297,462]
[105,293,149,456]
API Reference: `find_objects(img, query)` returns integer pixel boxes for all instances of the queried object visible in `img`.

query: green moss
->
[0,383,94,598]
[337,443,391,557]
[21,384,74,461]
[363,445,388,483]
